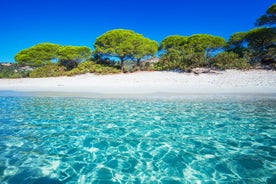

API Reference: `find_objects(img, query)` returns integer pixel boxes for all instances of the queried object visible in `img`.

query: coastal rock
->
[192,68,210,74]
[254,65,273,70]
[0,62,12,66]
[20,66,34,71]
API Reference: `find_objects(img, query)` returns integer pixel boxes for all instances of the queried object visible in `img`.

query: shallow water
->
[0,95,276,183]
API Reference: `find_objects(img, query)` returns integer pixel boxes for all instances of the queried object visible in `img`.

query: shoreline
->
[0,70,276,97]
[1,91,276,101]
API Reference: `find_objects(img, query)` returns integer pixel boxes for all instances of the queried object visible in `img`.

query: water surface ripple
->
[0,96,276,183]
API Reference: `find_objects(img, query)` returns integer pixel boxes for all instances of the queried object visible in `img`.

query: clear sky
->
[0,0,274,62]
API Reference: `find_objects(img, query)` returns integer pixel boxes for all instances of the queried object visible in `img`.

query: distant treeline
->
[1,3,275,78]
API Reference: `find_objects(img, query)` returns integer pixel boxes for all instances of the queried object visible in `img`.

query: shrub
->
[154,49,187,71]
[0,64,31,78]
[154,49,207,71]
[0,65,16,78]
[66,61,120,75]
[29,61,120,78]
[29,63,66,78]
[210,52,250,70]
[262,47,276,68]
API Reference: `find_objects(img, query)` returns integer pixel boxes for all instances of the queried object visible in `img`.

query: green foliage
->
[255,3,276,26]
[211,3,276,68]
[57,46,91,61]
[245,27,276,52]
[29,61,120,78]
[0,65,16,78]
[12,17,275,77]
[187,34,226,53]
[157,34,225,71]
[0,64,30,78]
[226,27,276,65]
[228,32,247,46]
[210,52,250,70]
[184,52,206,68]
[15,43,61,67]
[29,63,66,78]
[155,49,185,71]
[226,32,248,57]
[94,29,135,57]
[94,29,137,72]
[267,4,276,14]
[262,47,276,68]
[58,46,92,70]
[132,36,158,67]
[0,63,32,78]
[188,34,226,67]
[67,61,120,75]
[160,34,225,54]
[244,27,276,64]
[94,29,158,72]
[266,47,276,60]
[159,35,189,50]
[227,32,247,50]
[155,49,207,71]
[14,44,91,71]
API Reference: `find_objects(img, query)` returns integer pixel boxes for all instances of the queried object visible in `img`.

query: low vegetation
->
[0,64,31,78]
[29,63,66,78]
[210,52,250,70]
[65,61,120,76]
[29,61,120,78]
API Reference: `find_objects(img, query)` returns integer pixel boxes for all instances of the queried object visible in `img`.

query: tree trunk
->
[206,49,211,68]
[137,58,141,68]
[120,57,124,72]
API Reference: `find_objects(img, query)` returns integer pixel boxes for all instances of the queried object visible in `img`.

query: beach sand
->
[0,70,276,96]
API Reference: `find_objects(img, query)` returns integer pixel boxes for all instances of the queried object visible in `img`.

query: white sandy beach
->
[0,70,276,96]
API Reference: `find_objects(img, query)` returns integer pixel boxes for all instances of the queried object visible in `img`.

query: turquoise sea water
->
[0,95,276,183]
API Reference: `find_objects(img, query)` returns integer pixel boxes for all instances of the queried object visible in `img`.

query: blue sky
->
[0,0,274,62]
